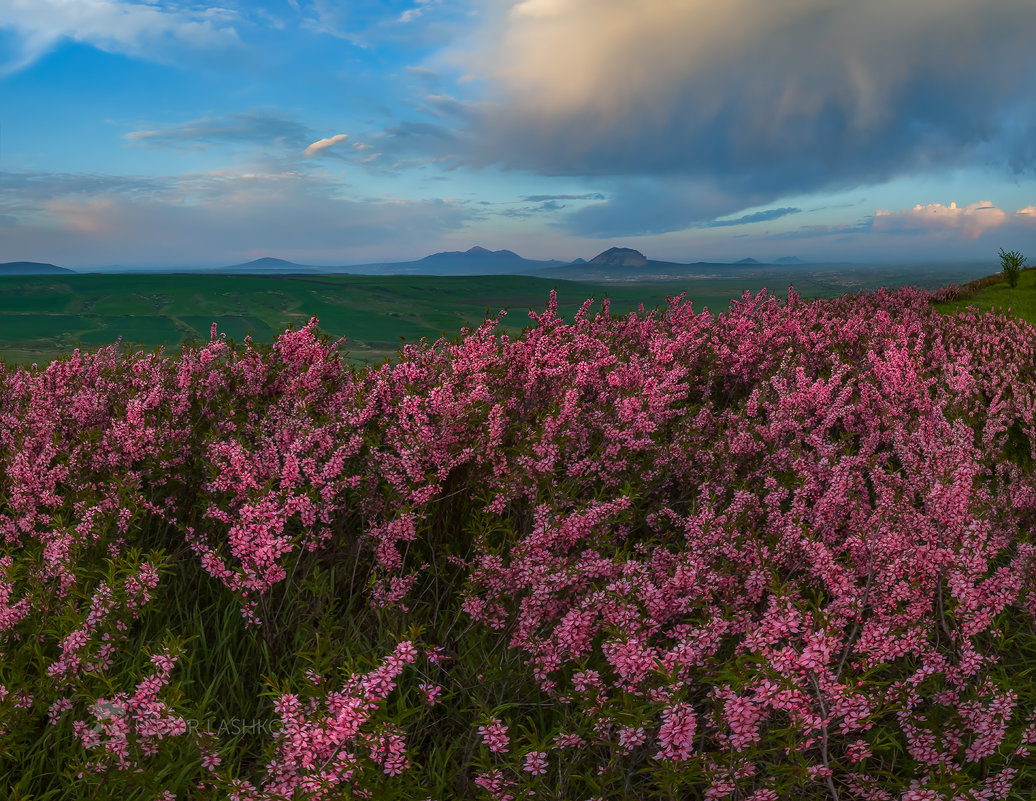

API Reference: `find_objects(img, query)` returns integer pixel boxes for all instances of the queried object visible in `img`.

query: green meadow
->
[0,265,1022,368]
[932,265,1036,319]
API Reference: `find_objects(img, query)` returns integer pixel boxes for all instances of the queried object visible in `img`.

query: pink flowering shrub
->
[0,286,1034,799]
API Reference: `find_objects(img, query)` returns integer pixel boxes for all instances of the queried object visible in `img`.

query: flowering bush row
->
[1,286,1035,799]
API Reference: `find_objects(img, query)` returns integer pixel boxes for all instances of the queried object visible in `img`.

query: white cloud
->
[405,65,437,78]
[399,0,438,23]
[301,0,359,43]
[303,134,349,157]
[0,0,242,75]
[872,201,1010,239]
[510,0,566,20]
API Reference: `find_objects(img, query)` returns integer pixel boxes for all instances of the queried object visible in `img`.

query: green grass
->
[0,313,99,341]
[76,316,186,346]
[177,315,276,342]
[932,266,1036,324]
[0,282,79,313]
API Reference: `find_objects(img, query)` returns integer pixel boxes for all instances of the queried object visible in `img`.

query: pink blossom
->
[477,718,510,753]
[523,750,548,775]
[656,703,697,762]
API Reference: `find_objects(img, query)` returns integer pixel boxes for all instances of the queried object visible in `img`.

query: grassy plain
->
[0,263,1010,368]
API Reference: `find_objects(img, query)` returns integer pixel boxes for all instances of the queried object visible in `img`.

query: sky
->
[1,0,1035,268]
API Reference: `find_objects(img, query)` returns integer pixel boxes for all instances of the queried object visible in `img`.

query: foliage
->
[1,287,1036,799]
[999,248,1026,289]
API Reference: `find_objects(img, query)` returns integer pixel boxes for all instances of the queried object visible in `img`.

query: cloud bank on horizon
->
[1,0,1034,266]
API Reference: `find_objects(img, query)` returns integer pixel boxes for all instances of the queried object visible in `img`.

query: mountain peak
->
[426,246,523,261]
[240,257,299,267]
[216,256,318,273]
[735,257,761,265]
[588,247,647,267]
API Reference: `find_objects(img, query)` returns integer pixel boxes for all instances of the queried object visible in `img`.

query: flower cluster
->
[1,287,1035,799]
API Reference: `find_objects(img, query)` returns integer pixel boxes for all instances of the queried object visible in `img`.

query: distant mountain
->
[232,257,303,270]
[418,246,525,266]
[347,246,567,276]
[532,248,714,281]
[412,246,566,273]
[0,261,73,275]
[4,249,816,279]
[588,247,648,268]
[213,257,326,274]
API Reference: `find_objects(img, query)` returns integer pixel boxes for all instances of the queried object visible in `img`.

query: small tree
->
[999,247,1025,288]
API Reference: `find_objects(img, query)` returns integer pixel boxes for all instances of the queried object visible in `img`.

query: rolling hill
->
[0,261,73,275]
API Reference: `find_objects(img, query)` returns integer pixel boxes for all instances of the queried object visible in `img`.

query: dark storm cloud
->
[460,0,1036,221]
[557,178,775,238]
[125,110,316,152]
[705,207,802,228]
[499,199,568,218]
[520,193,606,202]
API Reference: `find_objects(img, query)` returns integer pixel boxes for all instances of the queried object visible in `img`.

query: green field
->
[0,273,684,366]
[0,265,1011,368]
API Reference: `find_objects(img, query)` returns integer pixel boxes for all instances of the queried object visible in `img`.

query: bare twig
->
[810,675,841,801]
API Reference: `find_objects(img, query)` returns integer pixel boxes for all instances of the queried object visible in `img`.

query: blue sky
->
[2,0,1035,267]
